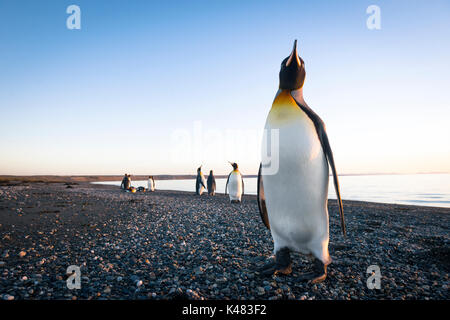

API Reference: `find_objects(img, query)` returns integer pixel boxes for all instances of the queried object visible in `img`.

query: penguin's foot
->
[274,248,292,276]
[258,248,292,276]
[257,261,277,276]
[297,272,327,283]
[274,264,292,276]
[298,259,327,283]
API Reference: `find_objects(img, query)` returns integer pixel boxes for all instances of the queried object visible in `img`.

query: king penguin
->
[195,166,207,195]
[148,176,155,192]
[257,40,346,283]
[225,162,244,203]
[121,174,131,190]
[207,170,216,196]
[120,173,128,190]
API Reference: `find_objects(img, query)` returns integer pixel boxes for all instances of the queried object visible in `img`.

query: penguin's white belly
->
[262,104,330,264]
[200,182,206,195]
[197,176,206,195]
[148,180,155,192]
[228,172,242,201]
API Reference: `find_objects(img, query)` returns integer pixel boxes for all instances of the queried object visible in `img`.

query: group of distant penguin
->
[122,41,346,283]
[195,162,244,203]
[120,174,155,193]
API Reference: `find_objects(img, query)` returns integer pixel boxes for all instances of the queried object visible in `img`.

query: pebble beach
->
[0,182,449,300]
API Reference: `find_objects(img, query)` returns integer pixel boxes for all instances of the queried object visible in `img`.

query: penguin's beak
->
[286,39,301,67]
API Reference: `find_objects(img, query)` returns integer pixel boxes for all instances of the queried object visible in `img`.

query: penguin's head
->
[279,40,305,90]
[229,162,238,170]
[210,170,213,175]
[197,166,202,173]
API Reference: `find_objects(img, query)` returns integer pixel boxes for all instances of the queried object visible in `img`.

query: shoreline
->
[3,174,450,210]
[0,175,256,184]
[0,182,449,300]
[1,171,448,185]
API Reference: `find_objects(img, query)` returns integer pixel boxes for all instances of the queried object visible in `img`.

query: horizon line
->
[1,171,449,178]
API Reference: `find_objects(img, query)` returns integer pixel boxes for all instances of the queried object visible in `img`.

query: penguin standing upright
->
[195,166,207,195]
[257,40,346,283]
[148,176,155,192]
[225,162,244,203]
[120,174,127,190]
[207,170,216,195]
[121,173,131,190]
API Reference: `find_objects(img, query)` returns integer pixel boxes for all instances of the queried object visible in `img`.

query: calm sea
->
[94,174,450,208]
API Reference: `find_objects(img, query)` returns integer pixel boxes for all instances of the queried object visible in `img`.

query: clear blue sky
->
[1,0,449,175]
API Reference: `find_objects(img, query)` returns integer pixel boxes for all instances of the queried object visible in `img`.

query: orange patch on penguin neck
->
[273,90,297,105]
[269,90,304,124]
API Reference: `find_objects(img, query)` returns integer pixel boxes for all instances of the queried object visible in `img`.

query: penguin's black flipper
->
[225,172,231,195]
[241,173,245,196]
[293,98,346,237]
[257,163,270,230]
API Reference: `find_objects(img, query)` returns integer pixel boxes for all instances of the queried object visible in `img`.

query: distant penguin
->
[121,173,131,190]
[207,170,216,196]
[257,40,346,283]
[120,174,127,190]
[195,166,207,195]
[225,162,244,203]
[148,176,155,192]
